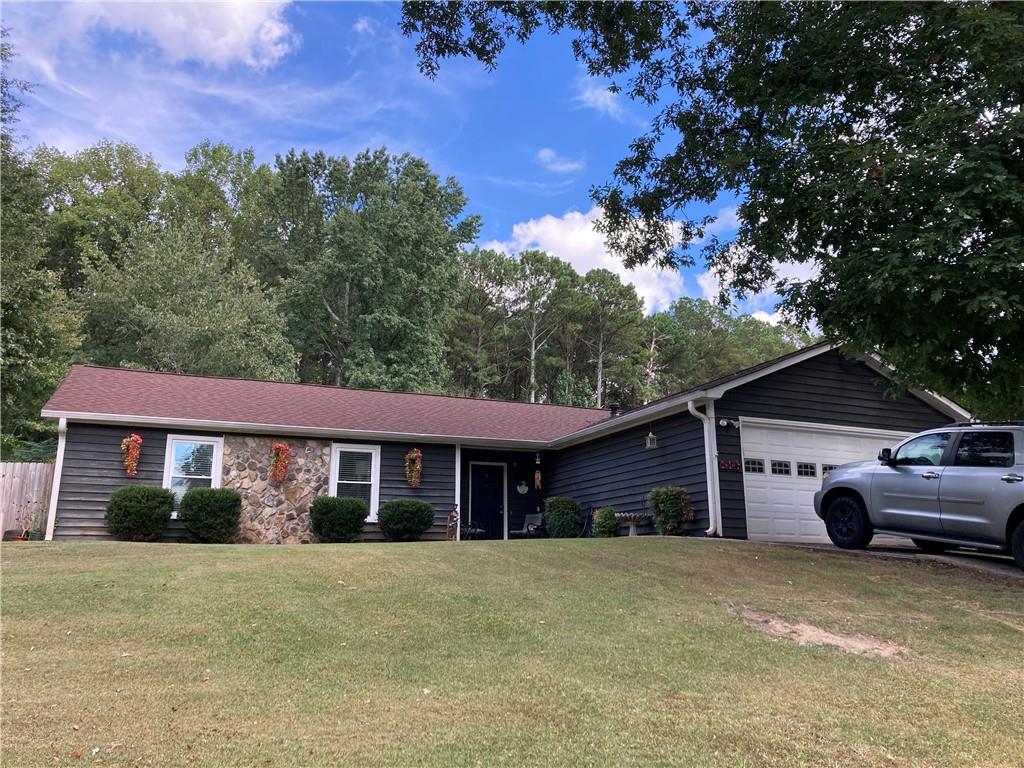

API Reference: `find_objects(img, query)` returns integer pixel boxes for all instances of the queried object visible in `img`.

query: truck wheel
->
[911,538,952,554]
[825,496,873,549]
[1012,521,1024,571]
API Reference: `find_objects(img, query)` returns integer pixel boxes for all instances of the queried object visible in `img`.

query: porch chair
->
[509,513,546,539]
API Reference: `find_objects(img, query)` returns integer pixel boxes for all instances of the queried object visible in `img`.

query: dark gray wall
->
[53,424,458,542]
[459,448,543,537]
[373,441,456,542]
[545,410,709,535]
[52,424,220,541]
[714,350,954,538]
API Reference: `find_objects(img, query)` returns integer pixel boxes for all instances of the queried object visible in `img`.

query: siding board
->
[714,350,953,538]
[546,411,708,534]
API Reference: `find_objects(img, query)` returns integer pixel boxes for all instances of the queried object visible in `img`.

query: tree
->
[579,269,644,408]
[281,149,479,390]
[447,248,519,397]
[35,140,165,288]
[81,223,297,380]
[0,29,82,458]
[649,298,815,395]
[509,250,574,403]
[402,1,1024,416]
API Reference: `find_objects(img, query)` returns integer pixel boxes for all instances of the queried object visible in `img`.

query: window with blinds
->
[331,444,381,521]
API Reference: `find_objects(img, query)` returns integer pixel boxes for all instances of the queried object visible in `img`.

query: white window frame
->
[743,458,765,474]
[162,434,224,518]
[329,443,381,522]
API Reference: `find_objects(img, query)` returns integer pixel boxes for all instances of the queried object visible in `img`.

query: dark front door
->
[470,463,505,540]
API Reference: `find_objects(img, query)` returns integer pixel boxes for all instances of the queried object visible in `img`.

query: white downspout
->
[45,417,67,541]
[454,443,462,541]
[688,401,719,537]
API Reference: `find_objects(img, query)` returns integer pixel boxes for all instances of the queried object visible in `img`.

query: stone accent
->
[222,436,331,544]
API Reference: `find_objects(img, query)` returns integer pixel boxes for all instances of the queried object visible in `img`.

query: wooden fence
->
[0,462,54,534]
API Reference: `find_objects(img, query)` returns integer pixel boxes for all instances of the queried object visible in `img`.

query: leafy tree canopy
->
[81,223,297,380]
[0,29,82,457]
[402,1,1024,416]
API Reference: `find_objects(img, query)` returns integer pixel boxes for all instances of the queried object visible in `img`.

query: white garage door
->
[740,418,912,543]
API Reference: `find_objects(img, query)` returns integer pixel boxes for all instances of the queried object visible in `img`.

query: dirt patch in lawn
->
[737,608,904,657]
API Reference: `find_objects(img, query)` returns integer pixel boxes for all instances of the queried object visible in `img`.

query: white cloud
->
[352,16,378,36]
[60,1,300,70]
[574,77,625,120]
[751,310,783,325]
[535,147,584,174]
[484,207,684,313]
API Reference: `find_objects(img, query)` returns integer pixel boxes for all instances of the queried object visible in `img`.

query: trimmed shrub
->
[105,485,174,542]
[179,487,242,543]
[594,506,619,537]
[647,486,695,535]
[310,496,369,543]
[545,496,582,538]
[377,499,435,542]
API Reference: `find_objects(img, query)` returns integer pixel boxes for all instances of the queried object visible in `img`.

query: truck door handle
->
[1002,473,1024,483]
[921,471,940,480]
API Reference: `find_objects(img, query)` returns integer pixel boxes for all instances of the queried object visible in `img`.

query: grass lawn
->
[2,539,1022,767]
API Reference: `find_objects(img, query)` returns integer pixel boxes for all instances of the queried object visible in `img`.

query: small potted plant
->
[3,504,37,541]
[26,506,47,540]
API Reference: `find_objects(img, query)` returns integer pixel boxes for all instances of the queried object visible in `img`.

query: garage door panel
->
[740,420,911,544]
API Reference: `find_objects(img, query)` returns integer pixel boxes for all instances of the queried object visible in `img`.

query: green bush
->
[179,487,242,543]
[377,499,435,542]
[310,496,369,543]
[647,486,695,535]
[594,506,619,537]
[545,496,582,538]
[105,485,174,542]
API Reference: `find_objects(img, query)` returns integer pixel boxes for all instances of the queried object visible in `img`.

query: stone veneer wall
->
[222,436,331,544]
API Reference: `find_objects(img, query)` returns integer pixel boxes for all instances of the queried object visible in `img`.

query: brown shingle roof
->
[42,366,610,445]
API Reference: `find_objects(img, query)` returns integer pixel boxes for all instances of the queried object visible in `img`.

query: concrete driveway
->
[796,541,1023,581]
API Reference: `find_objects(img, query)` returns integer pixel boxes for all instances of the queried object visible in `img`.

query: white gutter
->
[687,401,719,537]
[44,417,67,541]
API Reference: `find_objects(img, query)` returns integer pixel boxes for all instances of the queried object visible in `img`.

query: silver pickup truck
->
[813,423,1024,569]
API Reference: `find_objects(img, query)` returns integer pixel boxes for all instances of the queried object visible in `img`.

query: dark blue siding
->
[545,411,708,534]
[376,441,456,541]
[53,424,222,541]
[714,350,953,538]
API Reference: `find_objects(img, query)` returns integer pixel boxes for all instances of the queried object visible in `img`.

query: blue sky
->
[5,1,786,317]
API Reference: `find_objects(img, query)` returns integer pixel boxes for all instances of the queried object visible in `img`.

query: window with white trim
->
[743,458,765,474]
[821,464,839,475]
[330,443,381,521]
[770,460,791,476]
[796,462,817,478]
[162,435,224,516]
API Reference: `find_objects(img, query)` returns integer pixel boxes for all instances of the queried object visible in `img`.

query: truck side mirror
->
[878,448,894,464]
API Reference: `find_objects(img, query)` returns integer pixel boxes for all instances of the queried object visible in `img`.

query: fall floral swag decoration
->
[270,442,292,484]
[120,433,143,477]
[404,448,423,487]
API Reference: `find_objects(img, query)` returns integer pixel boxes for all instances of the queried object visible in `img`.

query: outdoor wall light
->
[645,430,658,450]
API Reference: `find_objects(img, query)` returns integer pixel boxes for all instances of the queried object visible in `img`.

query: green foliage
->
[647,487,695,536]
[104,486,174,542]
[0,38,82,451]
[81,223,297,380]
[34,140,165,289]
[594,506,619,538]
[377,499,435,542]
[178,487,242,543]
[544,496,582,538]
[280,148,479,390]
[310,496,370,543]
[402,1,1022,416]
